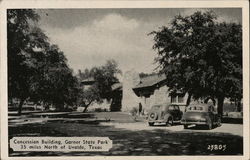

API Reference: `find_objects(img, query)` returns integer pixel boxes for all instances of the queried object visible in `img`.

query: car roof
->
[187,104,214,111]
[188,104,213,107]
[152,103,179,108]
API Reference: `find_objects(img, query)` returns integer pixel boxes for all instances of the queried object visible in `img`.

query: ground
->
[8,111,243,156]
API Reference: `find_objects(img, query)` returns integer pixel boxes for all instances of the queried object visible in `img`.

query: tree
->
[37,45,80,110]
[7,9,49,115]
[8,9,80,114]
[77,59,121,112]
[150,11,242,116]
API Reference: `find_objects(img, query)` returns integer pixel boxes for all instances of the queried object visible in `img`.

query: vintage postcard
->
[0,0,249,160]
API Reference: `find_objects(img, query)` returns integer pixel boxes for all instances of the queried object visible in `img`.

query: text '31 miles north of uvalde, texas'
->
[10,137,112,152]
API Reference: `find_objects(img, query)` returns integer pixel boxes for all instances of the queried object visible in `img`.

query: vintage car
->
[181,104,221,130]
[148,104,183,126]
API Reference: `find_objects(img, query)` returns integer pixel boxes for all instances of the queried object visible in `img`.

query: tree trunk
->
[82,100,94,113]
[236,100,242,112]
[17,98,25,115]
[83,106,88,113]
[186,93,192,106]
[217,96,225,117]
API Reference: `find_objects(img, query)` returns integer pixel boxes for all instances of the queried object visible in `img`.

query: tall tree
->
[39,45,80,110]
[150,11,242,116]
[7,9,80,114]
[7,9,49,115]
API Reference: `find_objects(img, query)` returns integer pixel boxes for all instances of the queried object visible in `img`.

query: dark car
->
[181,104,221,130]
[148,104,183,126]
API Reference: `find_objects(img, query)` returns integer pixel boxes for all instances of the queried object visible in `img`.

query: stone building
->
[122,70,188,113]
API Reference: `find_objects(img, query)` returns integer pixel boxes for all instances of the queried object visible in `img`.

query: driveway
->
[100,122,243,136]
[8,111,243,156]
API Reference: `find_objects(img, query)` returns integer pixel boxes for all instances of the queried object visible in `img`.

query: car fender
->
[163,113,172,122]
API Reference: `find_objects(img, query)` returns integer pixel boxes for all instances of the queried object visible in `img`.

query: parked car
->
[148,104,183,126]
[181,104,221,130]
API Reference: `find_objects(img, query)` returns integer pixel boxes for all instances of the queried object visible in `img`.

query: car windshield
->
[151,105,161,110]
[186,106,205,112]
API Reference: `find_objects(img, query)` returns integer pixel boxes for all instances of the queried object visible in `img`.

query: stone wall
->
[138,85,171,113]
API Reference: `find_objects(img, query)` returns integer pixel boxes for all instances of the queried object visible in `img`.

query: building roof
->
[133,74,166,89]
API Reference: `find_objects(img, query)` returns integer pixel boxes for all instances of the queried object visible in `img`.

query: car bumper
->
[148,120,167,123]
[181,121,207,125]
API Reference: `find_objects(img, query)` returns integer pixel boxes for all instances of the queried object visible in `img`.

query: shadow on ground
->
[9,120,243,156]
[222,117,243,124]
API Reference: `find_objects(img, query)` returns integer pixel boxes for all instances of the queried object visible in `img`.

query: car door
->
[168,105,175,118]
[174,105,181,120]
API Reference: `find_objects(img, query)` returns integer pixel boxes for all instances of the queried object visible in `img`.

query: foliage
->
[7,9,80,114]
[38,45,80,109]
[129,107,138,116]
[150,11,242,115]
[77,59,121,112]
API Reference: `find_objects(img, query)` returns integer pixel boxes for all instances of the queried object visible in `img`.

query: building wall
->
[138,85,188,113]
[139,85,170,112]
[171,93,189,112]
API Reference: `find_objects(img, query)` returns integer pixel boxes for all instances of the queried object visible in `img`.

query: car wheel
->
[184,124,188,129]
[166,117,173,127]
[148,122,154,126]
[149,113,157,120]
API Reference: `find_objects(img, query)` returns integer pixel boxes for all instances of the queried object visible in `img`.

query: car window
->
[187,106,204,112]
[152,105,161,110]
[174,106,180,110]
[168,106,174,111]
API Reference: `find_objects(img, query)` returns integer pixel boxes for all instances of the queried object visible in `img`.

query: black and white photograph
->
[0,0,249,159]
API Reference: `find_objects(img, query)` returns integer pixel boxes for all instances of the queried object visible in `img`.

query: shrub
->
[129,107,138,116]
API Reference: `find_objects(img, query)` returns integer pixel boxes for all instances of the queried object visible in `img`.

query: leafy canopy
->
[151,11,242,104]
[77,60,121,111]
[8,9,80,113]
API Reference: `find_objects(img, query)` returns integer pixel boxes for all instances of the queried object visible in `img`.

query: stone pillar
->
[121,69,140,112]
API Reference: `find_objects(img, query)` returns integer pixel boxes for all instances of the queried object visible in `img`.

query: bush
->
[129,107,138,116]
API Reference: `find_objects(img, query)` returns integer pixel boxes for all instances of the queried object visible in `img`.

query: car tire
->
[149,113,157,120]
[184,124,188,129]
[166,117,173,127]
[148,122,154,126]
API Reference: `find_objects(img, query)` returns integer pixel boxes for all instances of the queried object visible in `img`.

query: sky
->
[37,8,242,76]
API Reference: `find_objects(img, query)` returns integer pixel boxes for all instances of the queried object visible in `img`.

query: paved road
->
[100,122,243,136]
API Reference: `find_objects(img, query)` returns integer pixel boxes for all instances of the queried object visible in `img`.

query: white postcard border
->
[0,0,249,160]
